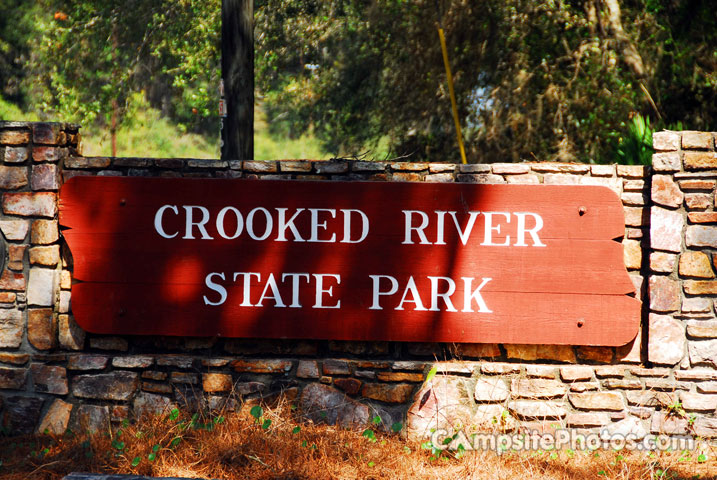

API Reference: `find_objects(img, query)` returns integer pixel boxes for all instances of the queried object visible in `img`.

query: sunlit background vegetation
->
[0,0,715,163]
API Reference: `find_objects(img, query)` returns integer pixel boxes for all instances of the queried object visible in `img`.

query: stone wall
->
[0,120,716,442]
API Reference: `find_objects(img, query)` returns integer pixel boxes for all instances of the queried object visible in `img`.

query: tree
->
[27,0,221,154]
[255,0,717,163]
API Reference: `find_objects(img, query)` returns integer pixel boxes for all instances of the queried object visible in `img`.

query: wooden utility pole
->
[221,0,253,160]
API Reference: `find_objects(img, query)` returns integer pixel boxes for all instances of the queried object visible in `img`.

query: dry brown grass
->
[1,399,715,480]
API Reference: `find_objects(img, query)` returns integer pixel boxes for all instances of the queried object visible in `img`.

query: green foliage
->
[613,114,654,165]
[256,0,717,163]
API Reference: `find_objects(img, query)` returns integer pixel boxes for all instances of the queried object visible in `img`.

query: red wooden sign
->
[59,176,640,345]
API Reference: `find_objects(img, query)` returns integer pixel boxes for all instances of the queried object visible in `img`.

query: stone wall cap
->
[0,120,81,129]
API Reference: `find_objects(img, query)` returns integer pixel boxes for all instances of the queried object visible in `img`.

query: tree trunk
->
[221,0,254,160]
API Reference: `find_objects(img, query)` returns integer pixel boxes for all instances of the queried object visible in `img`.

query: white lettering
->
[182,205,213,240]
[281,273,311,307]
[276,208,305,242]
[341,209,369,243]
[313,273,341,308]
[428,276,457,312]
[309,209,337,242]
[216,206,244,239]
[203,272,227,306]
[154,205,178,239]
[462,277,492,313]
[481,212,510,246]
[369,275,399,310]
[514,212,546,247]
[246,207,273,240]
[402,210,431,244]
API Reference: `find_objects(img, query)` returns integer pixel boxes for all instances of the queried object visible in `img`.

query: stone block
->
[648,313,685,365]
[0,366,27,389]
[650,252,676,273]
[361,383,414,403]
[300,383,369,428]
[58,314,85,350]
[30,219,59,244]
[693,417,717,438]
[649,276,680,312]
[652,175,683,208]
[682,297,712,313]
[4,146,28,163]
[591,164,616,176]
[682,131,713,149]
[568,392,624,411]
[684,280,717,295]
[31,364,68,394]
[511,379,566,399]
[322,359,351,375]
[2,192,56,217]
[506,174,540,184]
[686,226,717,248]
[36,399,72,434]
[481,363,521,374]
[687,321,717,339]
[650,207,684,253]
[451,343,500,358]
[0,166,28,190]
[525,365,557,378]
[474,377,509,402]
[27,308,55,350]
[72,371,139,401]
[334,377,362,395]
[688,212,717,223]
[651,411,688,434]
[32,146,68,162]
[73,404,110,434]
[0,309,23,348]
[685,193,712,210]
[231,359,292,373]
[684,151,717,170]
[679,251,714,278]
[31,124,62,145]
[0,129,30,145]
[112,356,153,368]
[133,392,177,418]
[0,219,30,241]
[652,152,681,171]
[31,164,60,190]
[560,366,594,382]
[680,179,716,190]
[688,339,717,368]
[653,131,680,151]
[680,392,717,411]
[27,268,57,307]
[624,207,644,227]
[376,372,424,382]
[67,355,108,370]
[0,270,25,291]
[29,245,60,266]
[623,239,642,269]
[202,373,233,393]
[576,346,614,363]
[504,344,575,363]
[492,164,530,174]
[508,400,566,419]
[296,360,320,379]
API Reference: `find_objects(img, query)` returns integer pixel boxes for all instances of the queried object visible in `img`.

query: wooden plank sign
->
[59,176,641,345]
